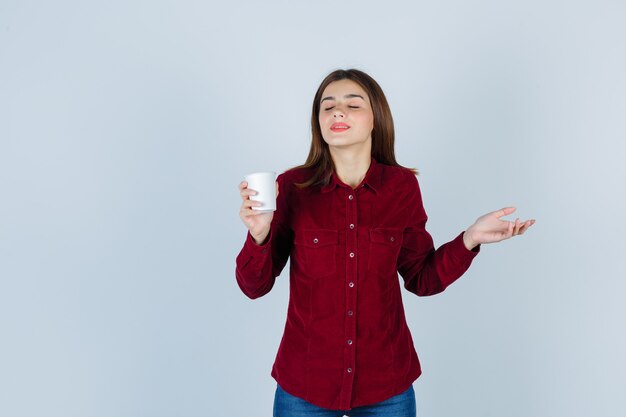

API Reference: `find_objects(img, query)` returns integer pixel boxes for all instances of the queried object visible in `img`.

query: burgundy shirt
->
[235,157,480,410]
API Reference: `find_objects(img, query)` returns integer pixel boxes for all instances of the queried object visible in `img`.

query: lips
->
[330,122,350,132]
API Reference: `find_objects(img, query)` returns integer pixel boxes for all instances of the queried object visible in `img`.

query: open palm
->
[468,207,535,246]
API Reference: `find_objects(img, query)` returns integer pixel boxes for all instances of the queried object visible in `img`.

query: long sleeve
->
[397,174,480,296]
[235,173,293,299]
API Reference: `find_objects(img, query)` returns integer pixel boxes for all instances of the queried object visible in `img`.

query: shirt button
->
[349,224,355,230]
[347,368,352,373]
[390,236,395,242]
[347,340,353,345]
[348,282,354,288]
[348,195,354,200]
[313,238,319,244]
[349,252,355,258]
[347,310,354,316]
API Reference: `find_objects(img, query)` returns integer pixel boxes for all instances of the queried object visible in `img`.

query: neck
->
[330,147,372,189]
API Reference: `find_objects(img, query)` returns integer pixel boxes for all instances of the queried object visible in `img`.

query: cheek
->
[319,113,335,129]
[318,115,329,135]
[356,112,374,130]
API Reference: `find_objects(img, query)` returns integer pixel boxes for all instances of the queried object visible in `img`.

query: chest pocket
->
[294,229,339,278]
[368,228,403,277]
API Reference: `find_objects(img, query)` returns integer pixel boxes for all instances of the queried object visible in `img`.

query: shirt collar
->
[321,157,382,195]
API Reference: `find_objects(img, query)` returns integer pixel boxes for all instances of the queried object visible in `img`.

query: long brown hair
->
[292,68,417,188]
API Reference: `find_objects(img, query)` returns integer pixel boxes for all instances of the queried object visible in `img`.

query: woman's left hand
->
[463,207,535,250]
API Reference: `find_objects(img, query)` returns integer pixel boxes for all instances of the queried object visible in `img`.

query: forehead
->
[321,79,370,103]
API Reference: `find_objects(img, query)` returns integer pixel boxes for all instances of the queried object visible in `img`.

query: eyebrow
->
[320,94,365,103]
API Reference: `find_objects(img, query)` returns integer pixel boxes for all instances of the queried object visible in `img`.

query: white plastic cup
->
[245,171,277,211]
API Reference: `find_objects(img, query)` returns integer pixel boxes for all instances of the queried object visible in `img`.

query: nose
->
[333,110,344,118]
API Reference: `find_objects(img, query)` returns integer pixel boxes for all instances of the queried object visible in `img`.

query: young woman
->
[236,69,535,417]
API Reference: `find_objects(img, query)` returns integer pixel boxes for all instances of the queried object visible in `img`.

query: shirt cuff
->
[449,231,480,261]
[244,230,272,257]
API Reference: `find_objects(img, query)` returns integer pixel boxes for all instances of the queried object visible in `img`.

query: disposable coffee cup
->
[245,171,277,211]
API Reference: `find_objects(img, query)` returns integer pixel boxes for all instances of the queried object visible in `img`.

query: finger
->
[240,207,266,217]
[240,189,258,200]
[240,202,258,213]
[495,207,516,219]
[244,199,262,208]
[518,220,533,234]
[504,222,515,239]
[241,199,267,211]
[242,200,263,209]
[239,182,260,196]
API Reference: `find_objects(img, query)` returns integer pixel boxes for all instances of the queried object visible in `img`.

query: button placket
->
[342,188,358,394]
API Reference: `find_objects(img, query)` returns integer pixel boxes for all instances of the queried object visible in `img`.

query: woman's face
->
[318,79,374,150]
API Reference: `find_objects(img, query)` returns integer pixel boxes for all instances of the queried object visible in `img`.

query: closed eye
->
[324,106,360,111]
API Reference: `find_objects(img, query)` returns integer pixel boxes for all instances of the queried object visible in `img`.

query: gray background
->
[1,1,625,416]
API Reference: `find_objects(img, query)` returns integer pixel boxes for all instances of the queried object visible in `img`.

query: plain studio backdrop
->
[1,1,625,416]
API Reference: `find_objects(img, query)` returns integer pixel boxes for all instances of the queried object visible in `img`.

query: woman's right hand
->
[238,180,279,245]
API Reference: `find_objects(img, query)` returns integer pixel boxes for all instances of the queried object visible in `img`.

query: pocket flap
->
[369,228,401,246]
[297,229,339,248]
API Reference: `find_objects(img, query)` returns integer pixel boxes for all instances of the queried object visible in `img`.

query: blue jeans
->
[273,384,417,417]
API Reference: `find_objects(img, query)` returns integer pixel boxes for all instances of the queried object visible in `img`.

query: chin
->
[323,133,369,149]
[324,137,351,145]
[329,142,367,151]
